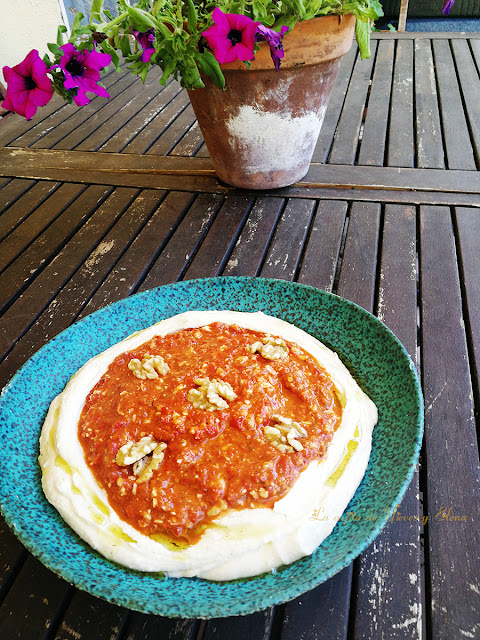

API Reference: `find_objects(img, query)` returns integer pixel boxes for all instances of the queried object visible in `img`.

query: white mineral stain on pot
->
[224,104,327,175]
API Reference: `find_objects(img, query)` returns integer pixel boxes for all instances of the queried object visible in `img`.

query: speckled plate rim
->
[0,277,424,618]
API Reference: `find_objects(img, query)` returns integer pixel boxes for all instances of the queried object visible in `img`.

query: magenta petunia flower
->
[256,25,289,71]
[202,8,260,64]
[442,0,455,14]
[133,29,156,63]
[51,43,111,106]
[2,50,54,120]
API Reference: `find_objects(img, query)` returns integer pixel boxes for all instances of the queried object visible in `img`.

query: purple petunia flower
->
[442,0,455,14]
[202,8,260,64]
[51,43,111,106]
[256,25,289,71]
[132,29,156,63]
[2,50,54,120]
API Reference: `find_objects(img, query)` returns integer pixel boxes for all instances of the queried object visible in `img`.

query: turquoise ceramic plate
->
[0,277,423,618]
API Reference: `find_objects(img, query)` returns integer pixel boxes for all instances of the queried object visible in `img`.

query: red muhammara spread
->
[78,323,342,545]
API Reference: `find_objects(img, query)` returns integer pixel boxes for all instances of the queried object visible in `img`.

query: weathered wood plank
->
[8,68,129,149]
[147,104,197,156]
[280,567,352,640]
[203,611,273,640]
[122,613,199,640]
[414,40,444,169]
[34,74,141,151]
[138,193,224,291]
[329,43,376,165]
[0,182,87,273]
[98,81,183,153]
[0,181,60,241]
[336,201,380,310]
[454,206,480,431]
[5,148,480,197]
[433,40,476,170]
[72,67,165,152]
[121,91,191,155]
[313,45,357,163]
[0,185,111,316]
[0,555,72,640]
[183,195,253,279]
[358,39,395,167]
[0,189,162,385]
[52,591,126,640]
[451,39,480,166]
[388,40,414,168]
[260,198,315,281]
[0,188,140,360]
[79,191,195,317]
[351,205,423,640]
[0,178,36,215]
[297,199,348,291]
[420,205,480,640]
[0,95,68,147]
[0,517,27,604]
[169,120,204,157]
[222,197,284,277]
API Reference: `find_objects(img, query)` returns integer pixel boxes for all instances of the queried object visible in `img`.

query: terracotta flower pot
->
[188,15,356,190]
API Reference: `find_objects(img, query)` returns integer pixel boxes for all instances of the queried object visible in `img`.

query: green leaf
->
[90,0,104,23]
[194,50,225,90]
[100,40,120,70]
[186,0,198,34]
[120,35,132,57]
[355,18,371,60]
[48,42,61,57]
[127,7,156,31]
[56,25,67,46]
[71,11,85,33]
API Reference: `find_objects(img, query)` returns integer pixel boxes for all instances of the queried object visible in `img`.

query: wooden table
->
[0,31,479,640]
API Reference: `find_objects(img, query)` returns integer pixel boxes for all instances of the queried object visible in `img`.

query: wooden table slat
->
[5,67,129,150]
[98,81,183,154]
[352,205,423,640]
[357,39,395,167]
[388,40,414,168]
[121,90,191,155]
[414,40,444,169]
[420,205,480,640]
[260,198,316,281]
[328,42,377,166]
[312,44,358,164]
[78,190,196,318]
[0,188,140,361]
[451,39,480,166]
[138,193,224,291]
[146,103,198,157]
[432,40,477,171]
[183,194,254,280]
[0,180,59,240]
[0,185,110,317]
[455,207,480,391]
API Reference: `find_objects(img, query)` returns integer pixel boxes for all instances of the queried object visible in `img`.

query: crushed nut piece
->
[249,335,288,360]
[188,377,237,411]
[116,436,158,466]
[263,415,308,453]
[136,443,168,484]
[128,353,169,380]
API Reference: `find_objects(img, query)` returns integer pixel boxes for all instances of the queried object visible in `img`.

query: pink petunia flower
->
[51,43,111,106]
[2,50,54,120]
[202,8,260,64]
[256,25,289,71]
[133,29,156,63]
